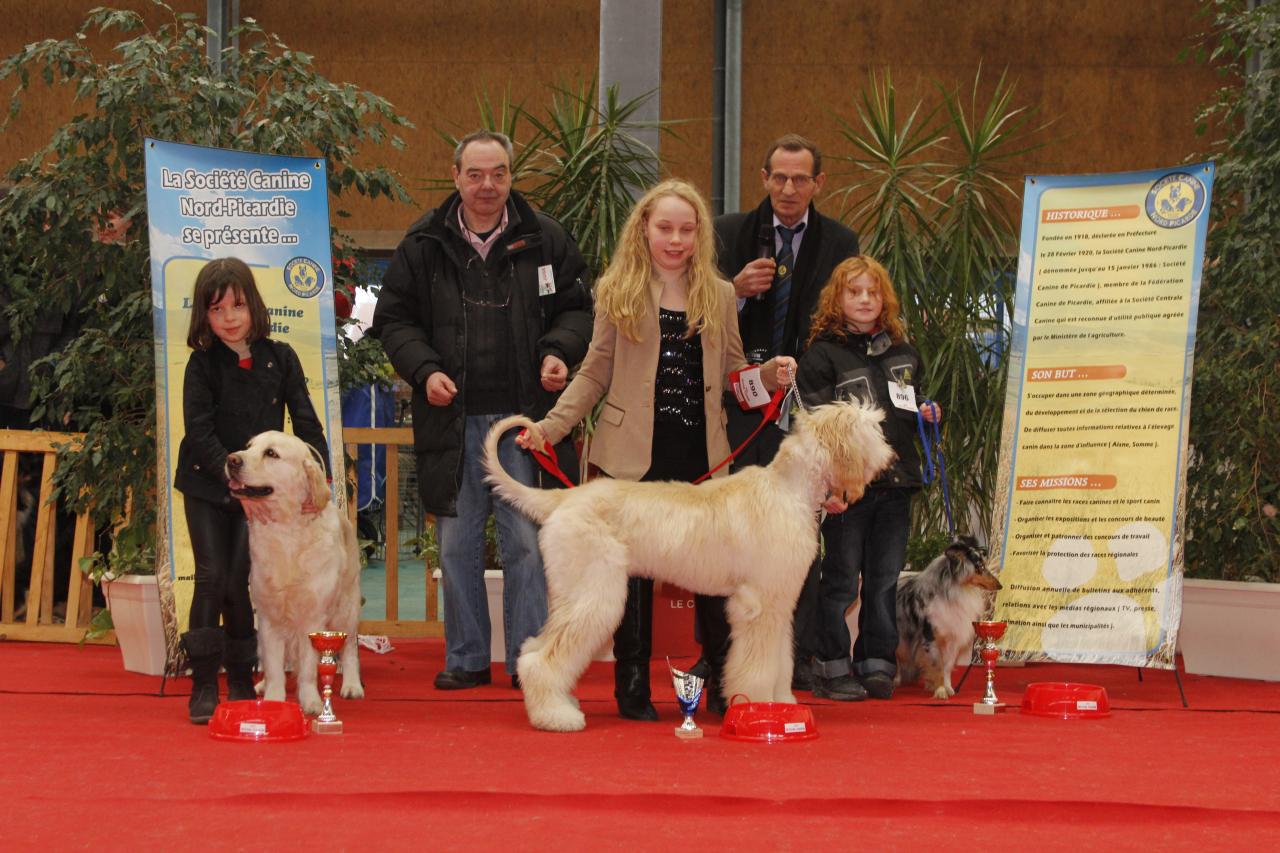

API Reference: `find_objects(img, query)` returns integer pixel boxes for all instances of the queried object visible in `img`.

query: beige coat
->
[539,276,756,482]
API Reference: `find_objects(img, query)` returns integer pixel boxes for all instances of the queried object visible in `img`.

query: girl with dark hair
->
[174,257,329,724]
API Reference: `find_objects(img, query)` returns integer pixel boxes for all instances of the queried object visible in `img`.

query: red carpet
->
[3,639,1278,851]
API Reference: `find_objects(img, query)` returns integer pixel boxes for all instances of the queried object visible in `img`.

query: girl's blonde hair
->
[593,179,724,342]
[807,255,907,346]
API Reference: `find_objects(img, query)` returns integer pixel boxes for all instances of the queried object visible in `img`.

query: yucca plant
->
[432,88,545,187]
[436,78,672,276]
[521,79,669,273]
[831,69,1043,548]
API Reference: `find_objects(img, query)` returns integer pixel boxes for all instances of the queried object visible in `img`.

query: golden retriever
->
[483,401,895,732]
[226,430,363,715]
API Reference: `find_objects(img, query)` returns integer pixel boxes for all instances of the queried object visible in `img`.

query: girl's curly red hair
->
[807,255,906,347]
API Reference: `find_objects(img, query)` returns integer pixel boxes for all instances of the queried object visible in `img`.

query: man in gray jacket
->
[371,131,592,691]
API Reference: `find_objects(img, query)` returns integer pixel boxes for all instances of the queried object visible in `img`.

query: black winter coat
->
[174,337,330,507]
[369,190,593,516]
[713,197,860,360]
[797,330,925,490]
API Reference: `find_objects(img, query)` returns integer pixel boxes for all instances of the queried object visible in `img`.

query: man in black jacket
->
[371,131,592,691]
[714,133,861,698]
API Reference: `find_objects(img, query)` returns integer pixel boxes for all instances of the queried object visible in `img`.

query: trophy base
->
[972,702,1006,716]
[674,726,704,739]
[310,718,344,734]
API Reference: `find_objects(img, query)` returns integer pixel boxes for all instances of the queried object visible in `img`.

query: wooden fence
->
[0,429,101,643]
[343,426,443,638]
[0,426,442,645]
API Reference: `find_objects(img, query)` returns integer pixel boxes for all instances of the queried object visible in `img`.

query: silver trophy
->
[667,658,706,739]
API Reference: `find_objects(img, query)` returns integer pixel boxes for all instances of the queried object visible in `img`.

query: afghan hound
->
[484,401,894,732]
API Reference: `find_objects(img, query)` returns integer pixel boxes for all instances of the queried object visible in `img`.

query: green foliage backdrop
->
[1185,0,1280,581]
[0,2,412,578]
[830,70,1043,552]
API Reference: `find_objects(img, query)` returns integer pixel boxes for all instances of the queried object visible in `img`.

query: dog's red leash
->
[692,388,787,484]
[521,388,788,488]
[525,435,577,489]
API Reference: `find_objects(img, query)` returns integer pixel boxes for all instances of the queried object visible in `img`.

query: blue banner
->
[144,138,343,647]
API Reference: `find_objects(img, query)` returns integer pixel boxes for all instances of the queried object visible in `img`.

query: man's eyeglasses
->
[767,172,815,190]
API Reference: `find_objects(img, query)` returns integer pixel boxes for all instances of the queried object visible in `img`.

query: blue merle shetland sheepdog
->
[895,537,1001,700]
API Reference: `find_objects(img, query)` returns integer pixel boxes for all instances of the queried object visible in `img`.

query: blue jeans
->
[436,415,548,675]
[814,488,912,679]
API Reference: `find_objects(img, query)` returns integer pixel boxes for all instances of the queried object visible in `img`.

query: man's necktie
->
[772,222,804,355]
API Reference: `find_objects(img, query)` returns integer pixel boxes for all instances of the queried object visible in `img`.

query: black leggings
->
[645,421,729,665]
[184,494,254,639]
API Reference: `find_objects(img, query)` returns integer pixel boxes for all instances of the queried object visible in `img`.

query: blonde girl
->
[521,179,795,720]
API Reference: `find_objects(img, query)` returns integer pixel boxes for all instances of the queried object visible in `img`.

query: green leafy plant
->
[0,2,412,582]
[436,78,673,275]
[831,69,1045,542]
[521,79,668,273]
[1184,0,1280,581]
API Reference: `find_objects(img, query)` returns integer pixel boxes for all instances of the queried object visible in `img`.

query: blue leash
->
[916,400,955,537]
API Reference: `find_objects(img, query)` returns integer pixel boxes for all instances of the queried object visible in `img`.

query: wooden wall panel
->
[726,0,1218,217]
[244,1,601,246]
[0,1,1221,246]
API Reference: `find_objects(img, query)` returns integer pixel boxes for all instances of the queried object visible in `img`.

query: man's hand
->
[920,401,941,423]
[733,257,777,299]
[425,371,458,406]
[540,355,568,392]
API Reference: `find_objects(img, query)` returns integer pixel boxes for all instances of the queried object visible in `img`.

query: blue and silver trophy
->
[667,658,706,739]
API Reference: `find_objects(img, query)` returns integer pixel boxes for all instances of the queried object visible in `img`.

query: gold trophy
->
[308,631,347,734]
[972,620,1008,715]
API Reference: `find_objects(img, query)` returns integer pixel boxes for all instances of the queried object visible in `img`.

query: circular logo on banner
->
[1145,172,1206,229]
[283,257,324,298]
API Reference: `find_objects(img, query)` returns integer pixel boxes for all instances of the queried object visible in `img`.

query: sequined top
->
[654,308,705,428]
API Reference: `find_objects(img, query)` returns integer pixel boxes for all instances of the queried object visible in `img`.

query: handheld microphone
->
[753,223,774,301]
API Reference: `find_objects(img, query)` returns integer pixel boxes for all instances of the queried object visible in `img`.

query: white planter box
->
[430,568,519,663]
[1179,578,1280,682]
[103,574,167,676]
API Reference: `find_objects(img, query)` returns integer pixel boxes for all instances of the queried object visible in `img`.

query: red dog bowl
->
[209,699,308,742]
[720,696,819,742]
[1020,682,1111,719]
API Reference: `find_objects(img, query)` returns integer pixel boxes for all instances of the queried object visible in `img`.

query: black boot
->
[695,594,731,716]
[181,628,224,725]
[613,578,658,721]
[224,634,258,702]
